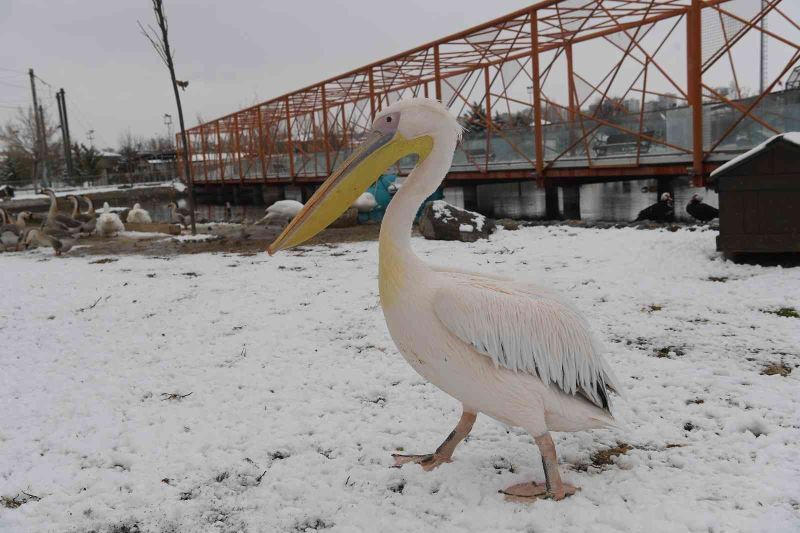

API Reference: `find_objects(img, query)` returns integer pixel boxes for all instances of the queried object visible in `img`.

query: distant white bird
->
[126,203,152,224]
[96,202,125,237]
[255,199,303,227]
[353,191,378,213]
[269,98,623,502]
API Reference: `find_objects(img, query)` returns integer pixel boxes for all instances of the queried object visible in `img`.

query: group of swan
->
[0,189,167,255]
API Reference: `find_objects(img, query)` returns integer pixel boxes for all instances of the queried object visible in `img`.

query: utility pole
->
[38,104,49,187]
[59,89,74,176]
[28,68,43,190]
[56,90,67,176]
[760,0,768,94]
[56,89,74,178]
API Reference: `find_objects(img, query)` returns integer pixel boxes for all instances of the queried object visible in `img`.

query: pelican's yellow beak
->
[268,130,432,254]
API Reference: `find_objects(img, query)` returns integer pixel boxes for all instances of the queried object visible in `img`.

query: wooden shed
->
[709,133,800,254]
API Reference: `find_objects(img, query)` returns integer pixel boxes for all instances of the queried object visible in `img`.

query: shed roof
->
[711,132,800,179]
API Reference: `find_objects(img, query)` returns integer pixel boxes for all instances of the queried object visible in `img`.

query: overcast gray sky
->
[1,1,798,150]
[0,0,534,148]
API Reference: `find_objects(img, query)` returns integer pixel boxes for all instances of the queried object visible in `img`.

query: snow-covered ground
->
[1,227,799,532]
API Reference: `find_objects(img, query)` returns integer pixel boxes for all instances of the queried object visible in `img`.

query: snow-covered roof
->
[711,132,800,178]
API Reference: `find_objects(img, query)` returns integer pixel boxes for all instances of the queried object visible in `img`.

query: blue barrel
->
[358,174,444,224]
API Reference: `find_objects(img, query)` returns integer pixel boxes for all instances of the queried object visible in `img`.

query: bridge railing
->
[180,1,800,186]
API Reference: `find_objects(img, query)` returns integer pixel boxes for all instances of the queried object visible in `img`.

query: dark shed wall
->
[714,140,800,253]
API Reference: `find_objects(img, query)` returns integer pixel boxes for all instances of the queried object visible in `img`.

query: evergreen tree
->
[462,101,487,134]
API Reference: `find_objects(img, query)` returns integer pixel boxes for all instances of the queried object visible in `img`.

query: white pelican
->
[126,203,152,224]
[96,202,125,237]
[268,98,622,501]
[254,199,303,227]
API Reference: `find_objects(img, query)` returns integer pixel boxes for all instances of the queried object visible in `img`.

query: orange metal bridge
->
[180,0,800,191]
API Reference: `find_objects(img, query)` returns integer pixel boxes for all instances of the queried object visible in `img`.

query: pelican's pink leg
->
[501,432,578,502]
[393,409,476,471]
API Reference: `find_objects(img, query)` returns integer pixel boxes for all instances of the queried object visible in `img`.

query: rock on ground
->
[418,200,495,242]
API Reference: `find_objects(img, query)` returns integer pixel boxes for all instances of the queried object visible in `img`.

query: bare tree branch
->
[139,0,197,235]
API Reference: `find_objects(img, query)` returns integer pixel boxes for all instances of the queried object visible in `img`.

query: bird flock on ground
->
[0,184,717,257]
[0,189,201,256]
[634,192,719,223]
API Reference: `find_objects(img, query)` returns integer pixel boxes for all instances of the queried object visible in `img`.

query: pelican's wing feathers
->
[432,273,620,410]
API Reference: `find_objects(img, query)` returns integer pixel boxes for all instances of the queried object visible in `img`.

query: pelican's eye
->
[374,112,400,134]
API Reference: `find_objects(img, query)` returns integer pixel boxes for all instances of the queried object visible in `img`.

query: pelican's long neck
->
[379,131,456,305]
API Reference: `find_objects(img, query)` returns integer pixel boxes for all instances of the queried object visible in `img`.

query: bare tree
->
[139,0,197,234]
[1,106,63,187]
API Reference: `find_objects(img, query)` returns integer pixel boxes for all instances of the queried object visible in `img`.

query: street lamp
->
[164,113,173,148]
[87,130,95,146]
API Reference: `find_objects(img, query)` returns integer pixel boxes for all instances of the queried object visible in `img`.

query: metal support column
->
[484,65,492,174]
[285,96,295,178]
[256,106,267,180]
[321,85,331,175]
[530,9,545,180]
[433,44,443,102]
[368,68,376,121]
[687,0,704,183]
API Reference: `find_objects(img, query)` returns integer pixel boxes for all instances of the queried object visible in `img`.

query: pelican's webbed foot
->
[502,431,579,502]
[391,409,476,472]
[391,452,452,471]
[500,481,578,502]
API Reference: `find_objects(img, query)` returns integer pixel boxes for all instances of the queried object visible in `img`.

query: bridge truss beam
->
[180,0,800,189]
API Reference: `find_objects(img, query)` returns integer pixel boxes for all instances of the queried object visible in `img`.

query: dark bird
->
[176,80,189,91]
[167,202,192,227]
[634,192,674,222]
[686,194,719,222]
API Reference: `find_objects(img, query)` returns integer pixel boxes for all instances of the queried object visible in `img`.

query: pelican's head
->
[133,203,142,210]
[268,98,460,254]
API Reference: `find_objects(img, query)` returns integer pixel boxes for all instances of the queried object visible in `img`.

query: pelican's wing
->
[433,273,620,410]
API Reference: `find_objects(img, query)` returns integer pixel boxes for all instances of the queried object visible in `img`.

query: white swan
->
[255,199,304,227]
[126,203,152,224]
[96,202,125,237]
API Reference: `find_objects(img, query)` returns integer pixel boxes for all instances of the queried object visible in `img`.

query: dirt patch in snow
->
[590,443,634,467]
[761,362,792,377]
